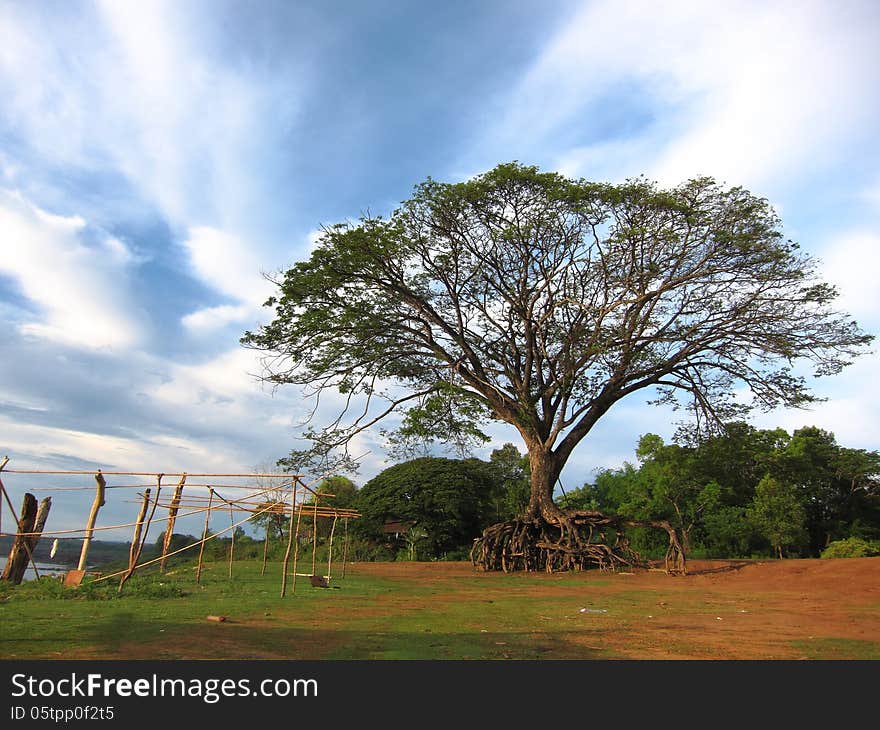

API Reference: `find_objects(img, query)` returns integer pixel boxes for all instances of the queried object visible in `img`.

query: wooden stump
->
[1,494,51,585]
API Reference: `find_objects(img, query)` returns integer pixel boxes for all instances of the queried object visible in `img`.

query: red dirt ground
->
[49,557,880,660]
[351,557,880,659]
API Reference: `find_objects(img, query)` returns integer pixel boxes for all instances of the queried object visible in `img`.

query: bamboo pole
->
[30,496,52,559]
[160,473,186,571]
[227,502,235,580]
[77,471,106,571]
[261,525,270,576]
[119,488,150,594]
[341,517,349,579]
[135,477,163,561]
[326,513,338,583]
[280,484,298,598]
[0,457,6,542]
[291,486,305,595]
[196,488,214,584]
[311,494,318,577]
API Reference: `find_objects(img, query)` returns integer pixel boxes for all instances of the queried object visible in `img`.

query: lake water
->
[22,562,71,581]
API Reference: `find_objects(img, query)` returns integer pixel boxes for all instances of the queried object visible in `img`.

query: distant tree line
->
[155,423,880,565]
[559,422,879,559]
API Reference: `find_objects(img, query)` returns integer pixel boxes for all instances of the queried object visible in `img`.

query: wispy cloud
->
[0,189,145,350]
[819,230,880,325]
[480,0,880,191]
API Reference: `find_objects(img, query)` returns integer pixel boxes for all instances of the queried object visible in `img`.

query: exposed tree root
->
[471,510,687,574]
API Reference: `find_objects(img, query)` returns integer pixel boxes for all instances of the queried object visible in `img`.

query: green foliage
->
[354,456,498,557]
[243,162,871,509]
[312,475,359,508]
[820,537,880,559]
[747,475,808,558]
[567,422,879,559]
[487,443,531,521]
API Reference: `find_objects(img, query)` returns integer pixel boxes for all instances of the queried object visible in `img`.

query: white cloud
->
[181,304,254,333]
[179,226,275,330]
[152,347,263,405]
[751,356,880,452]
[818,230,880,324]
[487,0,880,190]
[182,227,272,303]
[0,2,300,234]
[0,189,144,350]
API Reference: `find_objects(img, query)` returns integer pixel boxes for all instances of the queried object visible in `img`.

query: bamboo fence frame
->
[0,459,360,595]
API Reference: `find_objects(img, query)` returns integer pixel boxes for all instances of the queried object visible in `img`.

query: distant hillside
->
[0,536,133,569]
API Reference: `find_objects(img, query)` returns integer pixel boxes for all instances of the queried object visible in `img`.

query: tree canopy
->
[243,162,872,570]
[354,457,497,556]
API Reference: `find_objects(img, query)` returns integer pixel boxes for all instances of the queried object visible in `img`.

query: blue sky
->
[1,0,878,534]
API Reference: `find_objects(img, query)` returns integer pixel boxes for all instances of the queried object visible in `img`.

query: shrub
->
[820,537,880,559]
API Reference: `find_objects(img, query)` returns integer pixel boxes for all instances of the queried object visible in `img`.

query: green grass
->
[789,638,880,660]
[1,559,876,660]
[0,561,620,659]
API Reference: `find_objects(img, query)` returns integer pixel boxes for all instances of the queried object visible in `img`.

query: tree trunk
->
[2,493,38,584]
[525,446,564,523]
[473,442,687,574]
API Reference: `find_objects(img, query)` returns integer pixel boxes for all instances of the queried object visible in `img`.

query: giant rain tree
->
[242,163,872,572]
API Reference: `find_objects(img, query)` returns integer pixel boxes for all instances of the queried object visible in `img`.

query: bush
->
[820,537,880,559]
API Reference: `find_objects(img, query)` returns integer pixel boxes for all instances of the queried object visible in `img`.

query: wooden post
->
[291,485,305,595]
[0,456,7,540]
[119,488,150,594]
[341,517,349,579]
[227,502,235,580]
[196,488,214,584]
[326,513,338,583]
[130,475,163,577]
[311,495,318,577]
[160,473,186,571]
[280,484,297,598]
[1,493,43,584]
[29,496,51,569]
[261,525,270,577]
[77,471,106,571]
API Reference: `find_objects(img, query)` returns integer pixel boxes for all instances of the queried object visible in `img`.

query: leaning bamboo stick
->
[291,487,305,595]
[160,474,186,571]
[227,502,235,580]
[261,525,270,577]
[196,488,214,584]
[311,494,318,577]
[341,517,349,579]
[280,485,298,598]
[0,457,6,541]
[119,488,151,594]
[326,513,338,583]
